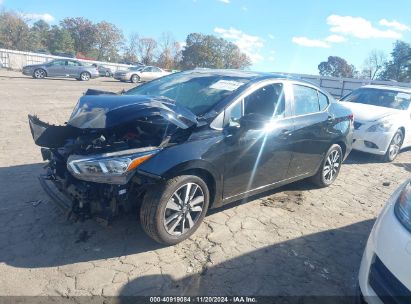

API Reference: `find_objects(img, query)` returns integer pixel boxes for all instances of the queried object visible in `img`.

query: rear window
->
[341,88,411,110]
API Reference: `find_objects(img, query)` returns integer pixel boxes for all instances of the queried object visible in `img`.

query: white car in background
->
[358,179,411,303]
[114,66,170,83]
[340,85,411,162]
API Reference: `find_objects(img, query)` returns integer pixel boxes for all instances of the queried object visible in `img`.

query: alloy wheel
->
[80,72,90,81]
[388,132,402,160]
[34,69,45,79]
[323,150,341,183]
[163,182,205,236]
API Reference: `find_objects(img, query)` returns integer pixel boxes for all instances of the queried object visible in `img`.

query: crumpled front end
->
[28,94,197,222]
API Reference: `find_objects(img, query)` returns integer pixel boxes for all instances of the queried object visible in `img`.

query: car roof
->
[361,84,411,94]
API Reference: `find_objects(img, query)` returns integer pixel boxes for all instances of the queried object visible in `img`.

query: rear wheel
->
[130,74,140,83]
[383,129,403,162]
[140,175,209,245]
[311,144,343,187]
[80,72,91,81]
[33,69,46,79]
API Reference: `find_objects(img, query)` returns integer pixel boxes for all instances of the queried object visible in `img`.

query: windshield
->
[124,71,251,115]
[130,66,144,71]
[341,88,411,110]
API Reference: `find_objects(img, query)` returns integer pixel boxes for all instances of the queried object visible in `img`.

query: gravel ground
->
[0,70,410,299]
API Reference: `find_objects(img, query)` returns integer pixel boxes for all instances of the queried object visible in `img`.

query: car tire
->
[140,175,210,245]
[311,144,343,187]
[33,69,46,79]
[130,74,140,83]
[80,72,91,81]
[383,129,403,162]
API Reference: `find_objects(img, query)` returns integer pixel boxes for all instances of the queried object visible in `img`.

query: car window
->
[341,88,411,110]
[67,60,80,67]
[318,92,329,111]
[244,83,285,118]
[50,60,65,66]
[293,84,320,116]
[143,67,152,72]
[152,67,161,72]
[225,100,243,125]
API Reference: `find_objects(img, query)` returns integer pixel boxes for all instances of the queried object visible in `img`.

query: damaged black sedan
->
[29,69,353,245]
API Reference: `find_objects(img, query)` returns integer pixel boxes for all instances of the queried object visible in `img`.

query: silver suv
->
[22,59,99,81]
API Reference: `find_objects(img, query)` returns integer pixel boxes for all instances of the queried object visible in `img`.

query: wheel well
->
[335,141,346,156]
[176,168,217,208]
[399,127,405,141]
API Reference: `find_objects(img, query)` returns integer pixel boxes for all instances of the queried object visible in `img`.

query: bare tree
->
[157,32,181,69]
[362,50,387,80]
[137,37,157,65]
[123,33,140,62]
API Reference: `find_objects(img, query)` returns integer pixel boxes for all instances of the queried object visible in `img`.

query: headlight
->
[394,179,411,232]
[67,148,160,184]
[366,120,393,132]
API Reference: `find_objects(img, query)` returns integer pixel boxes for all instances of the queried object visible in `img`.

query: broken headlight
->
[67,148,160,184]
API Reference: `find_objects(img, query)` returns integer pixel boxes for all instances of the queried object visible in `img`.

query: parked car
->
[340,85,411,162]
[22,59,99,81]
[52,52,76,58]
[0,58,3,69]
[358,179,411,303]
[92,64,113,77]
[33,49,51,55]
[114,65,169,83]
[28,69,353,244]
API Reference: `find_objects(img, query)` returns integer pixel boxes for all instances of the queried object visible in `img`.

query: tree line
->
[0,10,251,70]
[318,41,411,82]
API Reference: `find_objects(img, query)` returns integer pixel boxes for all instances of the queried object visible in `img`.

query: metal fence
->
[0,48,132,72]
[276,72,411,98]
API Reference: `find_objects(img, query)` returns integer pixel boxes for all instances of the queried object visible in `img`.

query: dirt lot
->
[0,70,410,299]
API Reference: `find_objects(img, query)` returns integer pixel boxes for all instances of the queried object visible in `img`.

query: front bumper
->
[114,74,129,81]
[359,184,411,303]
[352,128,394,156]
[22,68,34,76]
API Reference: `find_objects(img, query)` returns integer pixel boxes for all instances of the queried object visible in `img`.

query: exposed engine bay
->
[29,90,197,223]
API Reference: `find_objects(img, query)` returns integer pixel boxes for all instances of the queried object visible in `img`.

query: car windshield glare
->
[124,72,251,115]
[342,88,411,110]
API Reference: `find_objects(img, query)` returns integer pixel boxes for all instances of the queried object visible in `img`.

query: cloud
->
[218,0,230,3]
[268,34,275,40]
[292,37,330,48]
[241,5,248,11]
[20,12,55,23]
[214,27,265,63]
[327,15,402,39]
[0,0,3,6]
[324,34,346,43]
[379,19,410,32]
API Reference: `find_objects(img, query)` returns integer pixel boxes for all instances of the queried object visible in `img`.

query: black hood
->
[68,94,198,129]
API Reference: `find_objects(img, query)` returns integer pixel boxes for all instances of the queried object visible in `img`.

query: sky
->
[2,0,411,74]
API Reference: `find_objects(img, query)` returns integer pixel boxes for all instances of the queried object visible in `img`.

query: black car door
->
[222,81,294,200]
[286,83,331,178]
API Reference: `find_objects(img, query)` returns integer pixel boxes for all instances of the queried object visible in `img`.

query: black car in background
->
[28,70,353,244]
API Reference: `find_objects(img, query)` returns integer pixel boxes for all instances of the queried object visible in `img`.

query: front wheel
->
[80,72,91,81]
[311,144,343,187]
[130,74,140,83]
[33,69,46,79]
[140,175,210,245]
[383,130,403,162]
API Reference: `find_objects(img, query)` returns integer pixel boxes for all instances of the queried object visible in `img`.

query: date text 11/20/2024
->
[149,297,257,303]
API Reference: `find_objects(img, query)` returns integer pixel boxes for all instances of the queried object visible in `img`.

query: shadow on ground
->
[119,220,374,298]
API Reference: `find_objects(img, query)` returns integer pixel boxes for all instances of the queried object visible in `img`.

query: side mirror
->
[239,113,269,130]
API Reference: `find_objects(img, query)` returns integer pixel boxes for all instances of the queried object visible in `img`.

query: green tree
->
[380,41,411,82]
[28,20,50,51]
[60,17,97,54]
[0,11,30,50]
[95,21,123,61]
[48,25,75,54]
[318,56,355,78]
[181,33,251,69]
